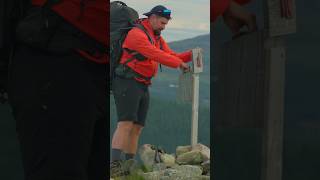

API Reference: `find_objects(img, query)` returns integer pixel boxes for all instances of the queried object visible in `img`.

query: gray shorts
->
[112,77,149,126]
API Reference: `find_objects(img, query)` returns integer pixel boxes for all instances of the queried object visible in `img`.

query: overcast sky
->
[119,0,210,42]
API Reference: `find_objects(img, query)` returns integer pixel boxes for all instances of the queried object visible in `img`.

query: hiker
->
[7,0,107,179]
[213,0,257,34]
[110,4,193,177]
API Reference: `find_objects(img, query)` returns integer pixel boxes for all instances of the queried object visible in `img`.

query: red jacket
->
[212,0,251,22]
[31,0,108,64]
[121,19,192,84]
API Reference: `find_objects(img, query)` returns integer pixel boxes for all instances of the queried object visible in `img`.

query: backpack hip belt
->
[114,64,152,81]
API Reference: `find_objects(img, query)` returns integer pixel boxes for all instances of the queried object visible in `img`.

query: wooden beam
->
[215,32,286,180]
[215,31,265,128]
[261,47,286,180]
[191,74,200,146]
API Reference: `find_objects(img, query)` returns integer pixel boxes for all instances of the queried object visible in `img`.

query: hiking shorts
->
[112,76,149,126]
[8,45,107,180]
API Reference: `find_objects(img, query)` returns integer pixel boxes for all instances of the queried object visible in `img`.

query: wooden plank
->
[177,72,193,102]
[265,0,297,37]
[261,47,286,180]
[215,31,265,128]
[177,47,204,103]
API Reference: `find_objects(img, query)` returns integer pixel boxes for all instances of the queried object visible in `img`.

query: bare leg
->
[111,121,134,152]
[124,124,144,155]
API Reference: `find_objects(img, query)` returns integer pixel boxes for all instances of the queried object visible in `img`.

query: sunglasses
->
[157,9,171,16]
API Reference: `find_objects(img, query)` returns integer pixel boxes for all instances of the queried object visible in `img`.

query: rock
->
[192,143,210,161]
[176,145,192,156]
[160,175,210,180]
[152,163,167,172]
[173,165,203,177]
[138,144,211,180]
[200,160,210,175]
[160,153,176,167]
[139,144,156,172]
[141,171,163,180]
[156,166,204,180]
[176,150,203,165]
[163,168,179,178]
[194,175,211,180]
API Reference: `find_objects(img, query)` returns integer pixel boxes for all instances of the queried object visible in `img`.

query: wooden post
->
[264,0,296,37]
[261,1,296,180]
[215,0,296,179]
[261,46,286,180]
[190,48,203,146]
[191,74,199,146]
[177,47,203,146]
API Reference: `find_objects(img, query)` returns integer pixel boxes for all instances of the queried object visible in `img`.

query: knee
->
[131,124,144,136]
[116,121,134,132]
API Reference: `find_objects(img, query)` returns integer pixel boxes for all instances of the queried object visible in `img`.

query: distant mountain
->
[150,34,211,106]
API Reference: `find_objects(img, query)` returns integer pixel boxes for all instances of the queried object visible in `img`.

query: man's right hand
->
[179,62,190,73]
[223,0,257,34]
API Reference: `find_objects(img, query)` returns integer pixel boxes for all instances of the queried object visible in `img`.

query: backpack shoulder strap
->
[135,23,154,45]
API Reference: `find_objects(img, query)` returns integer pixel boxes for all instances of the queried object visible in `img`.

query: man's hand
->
[179,62,190,73]
[223,0,257,35]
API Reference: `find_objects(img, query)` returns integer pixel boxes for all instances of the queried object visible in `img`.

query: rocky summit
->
[137,143,211,180]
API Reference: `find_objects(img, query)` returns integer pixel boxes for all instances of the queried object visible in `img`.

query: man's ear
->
[149,14,156,20]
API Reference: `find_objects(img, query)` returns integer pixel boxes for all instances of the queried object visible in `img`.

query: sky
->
[119,0,210,42]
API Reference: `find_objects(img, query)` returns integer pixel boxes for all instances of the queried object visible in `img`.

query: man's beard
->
[154,30,161,36]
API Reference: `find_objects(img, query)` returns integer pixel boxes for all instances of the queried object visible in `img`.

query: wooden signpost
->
[177,47,203,146]
[265,0,296,37]
[215,0,296,179]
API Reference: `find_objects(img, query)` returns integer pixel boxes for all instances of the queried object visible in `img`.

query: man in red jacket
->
[110,5,192,177]
[213,0,257,35]
[8,1,107,180]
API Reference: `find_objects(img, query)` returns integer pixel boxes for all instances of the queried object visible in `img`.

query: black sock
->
[125,153,135,160]
[111,149,123,162]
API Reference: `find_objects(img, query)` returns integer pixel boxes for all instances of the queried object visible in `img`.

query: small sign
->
[266,0,297,37]
[192,48,203,73]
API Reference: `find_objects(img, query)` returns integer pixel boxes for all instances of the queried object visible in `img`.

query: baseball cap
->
[143,5,172,19]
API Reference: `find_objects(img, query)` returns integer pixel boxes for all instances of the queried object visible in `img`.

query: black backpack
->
[0,0,30,103]
[0,0,106,103]
[110,1,156,85]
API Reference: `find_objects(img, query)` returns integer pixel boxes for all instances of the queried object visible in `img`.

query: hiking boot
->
[110,160,129,178]
[123,159,142,174]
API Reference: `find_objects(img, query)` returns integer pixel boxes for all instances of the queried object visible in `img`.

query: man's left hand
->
[223,0,257,34]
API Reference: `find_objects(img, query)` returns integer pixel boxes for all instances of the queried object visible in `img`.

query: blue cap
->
[143,5,172,19]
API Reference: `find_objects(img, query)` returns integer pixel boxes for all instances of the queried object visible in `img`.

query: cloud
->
[120,0,210,41]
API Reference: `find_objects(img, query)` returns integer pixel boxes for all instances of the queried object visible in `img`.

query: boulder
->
[200,160,210,175]
[152,163,167,172]
[176,145,192,156]
[192,143,210,161]
[139,144,156,171]
[137,144,211,179]
[141,171,163,180]
[173,165,203,177]
[176,150,203,165]
[160,153,176,167]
